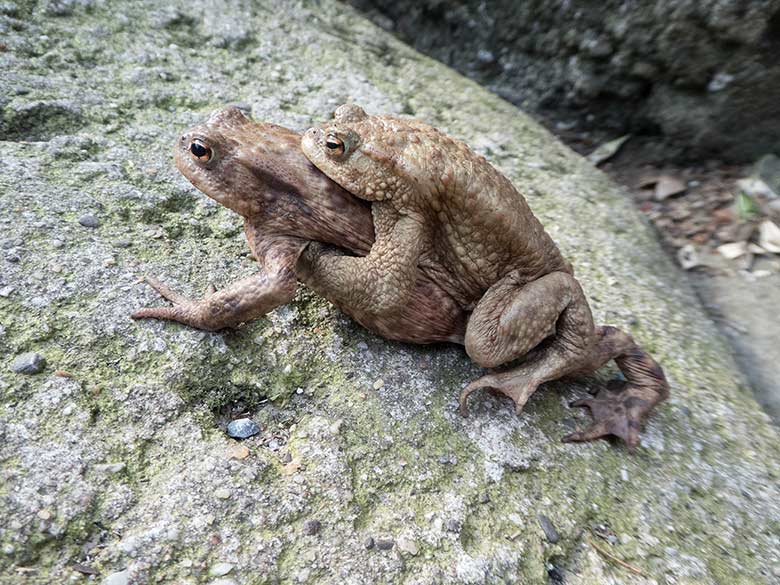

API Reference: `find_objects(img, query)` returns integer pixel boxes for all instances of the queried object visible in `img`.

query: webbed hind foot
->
[562,380,661,453]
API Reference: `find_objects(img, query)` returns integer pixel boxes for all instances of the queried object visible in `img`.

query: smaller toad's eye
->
[324,133,345,156]
[189,139,212,162]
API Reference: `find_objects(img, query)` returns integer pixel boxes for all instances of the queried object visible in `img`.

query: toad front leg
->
[131,236,306,331]
[299,205,425,317]
[459,271,668,451]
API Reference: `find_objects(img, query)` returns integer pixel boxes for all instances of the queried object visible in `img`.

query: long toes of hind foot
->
[459,375,498,417]
[563,383,656,453]
[459,372,539,417]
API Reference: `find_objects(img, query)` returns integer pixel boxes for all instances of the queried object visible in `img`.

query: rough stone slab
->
[0,1,778,584]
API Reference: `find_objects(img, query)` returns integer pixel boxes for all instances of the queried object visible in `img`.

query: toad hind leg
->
[460,271,596,416]
[561,325,669,452]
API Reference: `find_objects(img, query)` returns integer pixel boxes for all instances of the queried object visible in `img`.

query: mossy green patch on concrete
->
[0,0,779,584]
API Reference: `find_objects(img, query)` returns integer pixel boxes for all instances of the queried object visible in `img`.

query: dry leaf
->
[677,244,701,270]
[281,457,302,475]
[227,444,250,460]
[587,135,631,166]
[736,177,775,198]
[654,175,687,201]
[717,241,748,259]
[758,220,780,253]
[712,207,735,224]
[748,243,768,255]
[636,175,660,189]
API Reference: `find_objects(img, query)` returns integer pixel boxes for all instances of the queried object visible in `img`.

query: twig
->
[587,536,647,577]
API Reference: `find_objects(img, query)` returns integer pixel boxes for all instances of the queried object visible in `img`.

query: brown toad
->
[300,104,669,450]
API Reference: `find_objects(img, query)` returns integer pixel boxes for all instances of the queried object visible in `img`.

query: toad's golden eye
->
[324,133,345,155]
[189,139,212,162]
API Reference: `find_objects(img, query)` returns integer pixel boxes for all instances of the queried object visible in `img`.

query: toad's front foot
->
[131,269,298,331]
[459,370,540,417]
[562,380,659,453]
[131,276,211,328]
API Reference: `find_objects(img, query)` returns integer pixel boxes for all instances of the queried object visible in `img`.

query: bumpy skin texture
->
[134,105,668,451]
[132,106,466,344]
[300,104,669,451]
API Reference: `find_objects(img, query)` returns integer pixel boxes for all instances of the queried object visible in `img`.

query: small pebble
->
[214,488,231,500]
[226,418,260,439]
[538,514,560,543]
[372,378,384,390]
[102,569,129,585]
[479,493,490,504]
[6,254,19,263]
[363,537,374,549]
[397,536,419,556]
[445,519,461,533]
[0,286,14,297]
[303,519,321,536]
[78,214,100,228]
[94,462,126,474]
[71,563,99,575]
[437,454,456,465]
[376,537,394,550]
[11,352,46,374]
[209,563,234,577]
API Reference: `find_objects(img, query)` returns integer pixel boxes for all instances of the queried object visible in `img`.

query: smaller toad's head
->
[301,104,416,204]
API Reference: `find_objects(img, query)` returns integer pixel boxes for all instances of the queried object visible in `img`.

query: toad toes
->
[301,104,669,451]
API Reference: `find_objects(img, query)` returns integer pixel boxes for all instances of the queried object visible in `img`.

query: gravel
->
[11,352,46,374]
[78,214,100,228]
[302,519,321,536]
[226,418,260,439]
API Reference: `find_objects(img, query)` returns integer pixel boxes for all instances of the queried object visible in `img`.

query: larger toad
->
[300,104,669,450]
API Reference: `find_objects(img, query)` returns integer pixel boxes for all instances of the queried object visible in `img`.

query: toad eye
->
[324,133,345,156]
[189,139,212,162]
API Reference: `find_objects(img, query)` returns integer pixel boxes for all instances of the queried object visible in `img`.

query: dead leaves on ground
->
[625,164,780,276]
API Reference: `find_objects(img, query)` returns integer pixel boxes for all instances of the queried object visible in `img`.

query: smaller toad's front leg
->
[131,271,297,331]
[132,234,307,331]
[300,205,425,317]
